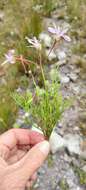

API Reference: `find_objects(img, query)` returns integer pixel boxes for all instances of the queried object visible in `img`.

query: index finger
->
[0,128,44,150]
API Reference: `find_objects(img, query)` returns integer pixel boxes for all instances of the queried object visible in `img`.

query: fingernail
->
[38,140,50,155]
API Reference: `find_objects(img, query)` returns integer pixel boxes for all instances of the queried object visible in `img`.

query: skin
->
[0,128,50,190]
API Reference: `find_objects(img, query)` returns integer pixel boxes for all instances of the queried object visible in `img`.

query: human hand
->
[0,128,50,190]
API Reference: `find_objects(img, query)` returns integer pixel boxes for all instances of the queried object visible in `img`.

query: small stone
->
[0,78,7,85]
[80,140,86,159]
[49,131,65,154]
[73,86,80,94]
[20,123,31,129]
[71,55,86,69]
[0,11,4,21]
[16,119,24,126]
[60,76,70,84]
[39,33,51,48]
[81,140,86,151]
[16,87,23,93]
[32,124,43,134]
[58,60,66,66]
[79,111,86,122]
[57,50,66,61]
[74,126,80,132]
[46,49,56,61]
[69,73,78,82]
[24,112,30,118]
[82,165,86,172]
[64,134,82,155]
[63,153,72,163]
[75,68,81,74]
[34,178,40,188]
[32,5,43,13]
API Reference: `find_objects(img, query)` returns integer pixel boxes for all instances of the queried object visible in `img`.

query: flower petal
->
[48,27,57,34]
[63,35,71,42]
[61,28,69,35]
[25,37,34,45]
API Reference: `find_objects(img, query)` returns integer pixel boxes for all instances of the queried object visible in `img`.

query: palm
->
[0,129,44,190]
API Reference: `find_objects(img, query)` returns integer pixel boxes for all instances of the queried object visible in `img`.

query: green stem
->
[29,65,37,89]
[0,118,7,128]
[39,51,46,88]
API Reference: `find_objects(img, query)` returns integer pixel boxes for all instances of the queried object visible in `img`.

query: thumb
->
[10,141,50,182]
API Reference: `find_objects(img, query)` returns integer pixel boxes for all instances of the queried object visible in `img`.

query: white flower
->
[25,36,42,50]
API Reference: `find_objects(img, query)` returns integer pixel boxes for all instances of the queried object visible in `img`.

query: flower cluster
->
[2,23,71,66]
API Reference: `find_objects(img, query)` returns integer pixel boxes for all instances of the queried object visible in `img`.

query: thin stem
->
[16,55,37,89]
[16,56,38,67]
[19,55,27,74]
[48,39,57,56]
[48,39,60,57]
[0,118,7,128]
[28,65,37,89]
[39,51,46,88]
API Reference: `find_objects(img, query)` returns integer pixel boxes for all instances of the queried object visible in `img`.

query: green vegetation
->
[66,0,81,22]
[32,0,57,16]
[73,166,86,185]
[0,62,30,132]
[59,178,69,190]
[72,41,86,55]
[0,85,17,133]
[12,77,69,138]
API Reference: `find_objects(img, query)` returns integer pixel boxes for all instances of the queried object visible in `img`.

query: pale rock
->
[22,112,30,120]
[76,187,82,190]
[63,153,72,163]
[57,50,66,61]
[0,11,4,21]
[32,124,43,134]
[68,73,78,82]
[73,86,80,94]
[60,76,70,84]
[0,78,7,85]
[46,49,56,61]
[49,131,86,159]
[32,5,43,12]
[64,134,82,155]
[39,33,51,48]
[16,87,23,93]
[49,131,65,154]
[16,119,24,126]
[82,165,86,172]
[80,150,86,160]
[58,60,66,66]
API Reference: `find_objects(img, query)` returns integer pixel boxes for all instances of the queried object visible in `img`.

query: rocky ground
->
[0,1,86,190]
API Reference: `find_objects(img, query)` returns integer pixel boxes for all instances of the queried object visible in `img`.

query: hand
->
[0,128,50,190]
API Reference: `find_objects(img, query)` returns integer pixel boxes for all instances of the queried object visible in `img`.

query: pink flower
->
[48,23,71,42]
[1,49,15,66]
[5,49,15,63]
[26,36,42,50]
